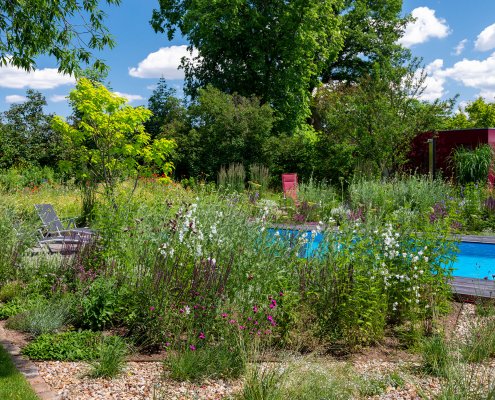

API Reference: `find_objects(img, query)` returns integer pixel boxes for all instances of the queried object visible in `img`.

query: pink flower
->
[189,345,196,351]
[150,306,155,311]
[269,299,277,309]
[229,319,237,324]
[279,291,284,297]
[199,332,206,339]
[221,313,228,318]
[253,305,258,313]
[239,325,246,330]
[267,315,274,322]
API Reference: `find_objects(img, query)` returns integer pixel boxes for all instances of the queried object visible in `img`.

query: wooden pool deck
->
[451,276,495,300]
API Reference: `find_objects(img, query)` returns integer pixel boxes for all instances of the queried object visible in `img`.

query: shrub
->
[6,297,72,336]
[88,336,128,379]
[22,331,102,361]
[0,281,23,302]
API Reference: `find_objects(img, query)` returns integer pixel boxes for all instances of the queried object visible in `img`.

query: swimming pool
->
[269,228,495,280]
[455,242,495,280]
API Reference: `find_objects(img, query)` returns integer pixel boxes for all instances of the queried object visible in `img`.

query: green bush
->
[6,297,72,336]
[0,281,23,302]
[88,336,128,379]
[22,331,103,361]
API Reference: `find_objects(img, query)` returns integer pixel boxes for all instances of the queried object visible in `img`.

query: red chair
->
[282,173,298,201]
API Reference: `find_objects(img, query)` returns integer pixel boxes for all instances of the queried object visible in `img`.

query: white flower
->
[185,306,191,315]
[424,257,429,262]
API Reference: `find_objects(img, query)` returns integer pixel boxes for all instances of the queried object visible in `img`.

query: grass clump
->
[421,334,452,377]
[165,344,246,382]
[238,365,284,400]
[0,344,39,400]
[462,320,495,363]
[88,336,128,379]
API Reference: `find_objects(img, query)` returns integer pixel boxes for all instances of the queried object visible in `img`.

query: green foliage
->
[303,218,455,348]
[6,297,72,336]
[22,331,103,361]
[0,344,39,400]
[462,320,495,363]
[313,63,455,176]
[446,97,495,129]
[52,78,176,203]
[0,166,57,191]
[421,334,451,377]
[323,0,410,83]
[145,78,188,140]
[0,0,121,74]
[0,91,64,170]
[79,277,123,330]
[249,164,271,193]
[165,344,245,382]
[451,145,493,185]
[238,365,284,400]
[88,336,128,379]
[151,0,343,134]
[348,175,454,218]
[0,281,23,303]
[183,85,275,179]
[218,163,246,193]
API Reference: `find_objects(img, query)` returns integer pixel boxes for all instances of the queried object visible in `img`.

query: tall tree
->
[446,98,495,129]
[313,62,454,176]
[0,0,121,74]
[145,78,187,139]
[0,91,63,169]
[151,0,343,134]
[322,0,410,83]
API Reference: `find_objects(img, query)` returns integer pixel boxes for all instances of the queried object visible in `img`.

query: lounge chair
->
[35,204,94,241]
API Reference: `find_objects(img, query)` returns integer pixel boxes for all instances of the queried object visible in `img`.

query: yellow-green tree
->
[53,78,176,205]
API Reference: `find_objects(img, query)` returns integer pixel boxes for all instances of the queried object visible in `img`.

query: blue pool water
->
[455,242,495,280]
[269,228,495,280]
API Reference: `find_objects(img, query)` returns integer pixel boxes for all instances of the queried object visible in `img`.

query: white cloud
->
[114,91,144,103]
[5,94,26,104]
[129,45,198,79]
[417,59,447,101]
[50,94,68,103]
[442,53,495,95]
[475,23,495,51]
[399,7,450,48]
[0,65,74,89]
[453,39,468,56]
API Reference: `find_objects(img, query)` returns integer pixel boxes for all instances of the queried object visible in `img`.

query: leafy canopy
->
[151,0,344,134]
[323,0,410,83]
[52,78,176,199]
[446,97,495,129]
[0,90,63,169]
[0,0,121,74]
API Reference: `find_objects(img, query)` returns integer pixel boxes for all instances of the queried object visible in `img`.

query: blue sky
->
[1,0,495,115]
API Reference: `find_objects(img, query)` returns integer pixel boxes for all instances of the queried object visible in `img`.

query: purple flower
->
[199,332,205,339]
[269,299,277,309]
[253,305,258,313]
[150,306,155,312]
[189,345,196,351]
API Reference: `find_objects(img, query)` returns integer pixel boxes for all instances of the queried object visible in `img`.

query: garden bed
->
[2,303,493,400]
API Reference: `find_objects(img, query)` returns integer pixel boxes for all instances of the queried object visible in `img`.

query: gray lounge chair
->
[35,204,94,252]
